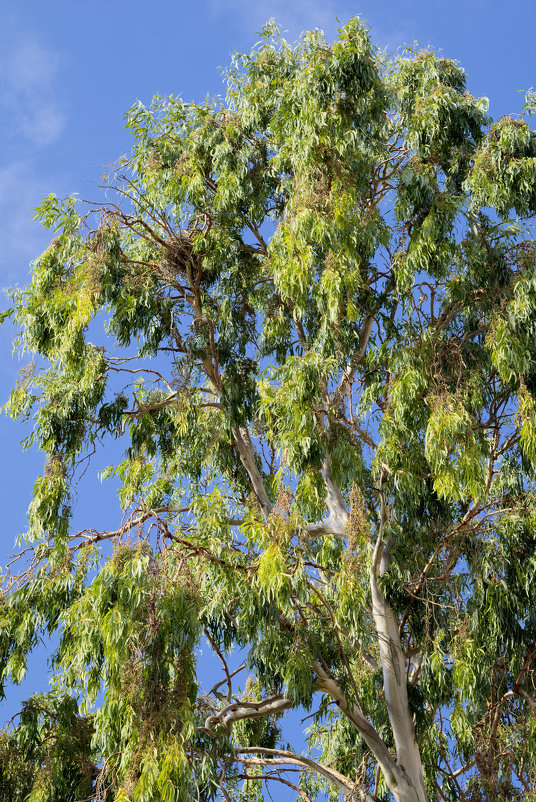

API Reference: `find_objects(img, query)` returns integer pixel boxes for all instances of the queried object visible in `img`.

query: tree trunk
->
[371,539,429,802]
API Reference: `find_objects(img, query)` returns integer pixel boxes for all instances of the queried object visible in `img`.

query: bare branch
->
[234,747,355,794]
[237,768,313,801]
[332,313,375,407]
[203,695,292,737]
[208,663,246,700]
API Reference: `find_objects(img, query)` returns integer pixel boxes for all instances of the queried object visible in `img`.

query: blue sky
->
[0,0,534,734]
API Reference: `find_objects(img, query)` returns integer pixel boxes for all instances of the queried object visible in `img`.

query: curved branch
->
[203,694,292,736]
[237,768,313,801]
[312,661,412,797]
[234,747,355,794]
[305,456,349,538]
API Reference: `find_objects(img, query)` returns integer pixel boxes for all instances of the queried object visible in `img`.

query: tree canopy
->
[2,17,536,802]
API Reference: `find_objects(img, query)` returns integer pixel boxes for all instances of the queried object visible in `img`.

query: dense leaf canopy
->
[2,17,536,802]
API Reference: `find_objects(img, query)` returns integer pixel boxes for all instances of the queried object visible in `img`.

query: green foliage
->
[0,693,95,801]
[2,16,536,801]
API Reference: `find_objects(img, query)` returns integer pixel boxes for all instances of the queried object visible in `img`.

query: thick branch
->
[370,535,428,802]
[312,661,413,798]
[203,694,292,736]
[232,425,272,517]
[305,456,349,538]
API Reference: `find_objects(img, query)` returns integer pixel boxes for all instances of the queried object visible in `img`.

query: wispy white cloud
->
[0,25,66,290]
[208,0,409,50]
[0,28,65,147]
[208,0,341,40]
[0,160,54,284]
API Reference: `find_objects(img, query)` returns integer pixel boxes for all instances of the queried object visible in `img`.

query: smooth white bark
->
[312,662,417,800]
[204,694,292,736]
[305,457,350,538]
[370,538,428,802]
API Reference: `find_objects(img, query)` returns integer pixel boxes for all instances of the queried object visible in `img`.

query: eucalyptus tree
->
[2,18,536,802]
